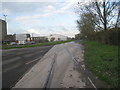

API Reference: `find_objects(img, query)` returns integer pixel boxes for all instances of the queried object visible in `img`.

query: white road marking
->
[3,57,21,65]
[88,77,97,90]
[25,58,40,65]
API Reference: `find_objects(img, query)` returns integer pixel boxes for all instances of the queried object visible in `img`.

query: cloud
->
[2,2,76,17]
[47,5,56,11]
[2,2,79,37]
[13,2,76,21]
[15,13,51,20]
[54,1,77,14]
[23,23,79,37]
[2,2,49,15]
[2,0,66,2]
[2,0,48,2]
[24,28,52,36]
[2,9,10,15]
[20,19,41,25]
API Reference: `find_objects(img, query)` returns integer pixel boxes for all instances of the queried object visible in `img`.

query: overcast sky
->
[0,0,119,37]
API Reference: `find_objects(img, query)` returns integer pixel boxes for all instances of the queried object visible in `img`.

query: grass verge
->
[2,40,74,49]
[84,40,118,88]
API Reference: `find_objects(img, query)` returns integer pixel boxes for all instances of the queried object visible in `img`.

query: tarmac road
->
[13,41,109,89]
[2,45,53,88]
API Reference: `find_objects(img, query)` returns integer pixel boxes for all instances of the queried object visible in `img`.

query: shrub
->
[87,28,120,46]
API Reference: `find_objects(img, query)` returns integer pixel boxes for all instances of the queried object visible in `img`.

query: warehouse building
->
[30,37,48,43]
[47,34,69,42]
[16,34,30,44]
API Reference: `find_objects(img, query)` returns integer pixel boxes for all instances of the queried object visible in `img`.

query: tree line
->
[76,0,120,46]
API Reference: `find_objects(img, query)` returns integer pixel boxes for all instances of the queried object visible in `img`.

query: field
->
[84,40,119,88]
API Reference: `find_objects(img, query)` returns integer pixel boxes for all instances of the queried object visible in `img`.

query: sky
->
[0,0,119,37]
[0,0,82,37]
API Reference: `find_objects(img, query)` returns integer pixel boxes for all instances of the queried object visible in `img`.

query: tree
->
[77,0,119,30]
[76,12,96,38]
[115,2,120,28]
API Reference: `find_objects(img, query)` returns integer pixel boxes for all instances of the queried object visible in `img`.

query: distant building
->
[30,37,48,43]
[16,34,30,44]
[0,19,7,42]
[4,34,16,43]
[47,34,68,42]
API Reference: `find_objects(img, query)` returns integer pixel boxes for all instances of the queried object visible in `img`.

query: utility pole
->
[3,14,7,22]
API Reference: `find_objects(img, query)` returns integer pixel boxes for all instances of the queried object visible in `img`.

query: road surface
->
[12,41,108,89]
[2,45,53,88]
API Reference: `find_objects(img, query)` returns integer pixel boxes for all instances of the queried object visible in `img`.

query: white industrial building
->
[47,34,68,42]
[16,34,30,44]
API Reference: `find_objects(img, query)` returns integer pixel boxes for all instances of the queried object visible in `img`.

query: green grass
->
[84,40,119,88]
[2,40,74,49]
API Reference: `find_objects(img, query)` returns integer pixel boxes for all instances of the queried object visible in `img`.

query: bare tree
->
[77,0,118,30]
[115,2,120,28]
